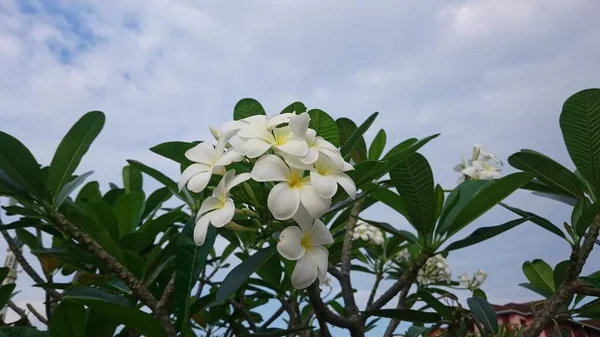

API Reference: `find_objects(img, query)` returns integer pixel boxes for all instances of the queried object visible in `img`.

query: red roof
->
[491,301,545,315]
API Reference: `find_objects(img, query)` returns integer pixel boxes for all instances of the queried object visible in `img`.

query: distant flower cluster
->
[417,255,452,285]
[459,269,488,291]
[454,144,503,183]
[352,221,384,245]
[395,249,411,263]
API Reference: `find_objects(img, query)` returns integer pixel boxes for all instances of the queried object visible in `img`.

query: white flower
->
[276,209,334,289]
[371,230,384,245]
[302,128,347,169]
[352,222,384,245]
[309,154,357,199]
[454,144,503,183]
[193,170,250,245]
[417,254,452,285]
[179,135,243,193]
[251,155,331,220]
[459,269,488,290]
[395,249,411,263]
[473,160,501,180]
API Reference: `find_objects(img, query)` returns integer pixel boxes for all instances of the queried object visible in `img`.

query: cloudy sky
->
[1,0,600,335]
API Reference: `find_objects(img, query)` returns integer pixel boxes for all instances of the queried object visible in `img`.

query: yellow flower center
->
[288,170,304,188]
[301,234,313,248]
[275,133,289,146]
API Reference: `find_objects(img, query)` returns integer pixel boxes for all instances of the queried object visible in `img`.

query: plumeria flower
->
[371,229,384,245]
[234,114,308,158]
[454,144,503,183]
[251,154,331,220]
[473,160,501,180]
[179,135,243,193]
[353,223,372,241]
[417,254,452,285]
[395,249,411,263]
[474,144,503,166]
[277,209,334,289]
[193,170,251,245]
[300,128,346,168]
[459,269,488,290]
[310,154,357,199]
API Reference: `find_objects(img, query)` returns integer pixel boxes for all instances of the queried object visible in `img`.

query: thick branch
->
[383,286,410,337]
[157,272,176,312]
[307,282,354,329]
[340,200,363,320]
[0,229,61,299]
[365,252,430,314]
[574,282,600,297]
[525,216,600,337]
[327,264,343,282]
[26,303,48,325]
[51,214,177,337]
[7,300,30,325]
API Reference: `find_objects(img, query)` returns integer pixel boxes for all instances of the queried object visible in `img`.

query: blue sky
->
[1,0,600,335]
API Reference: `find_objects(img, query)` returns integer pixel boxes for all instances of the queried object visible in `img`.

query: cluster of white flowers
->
[352,221,384,245]
[416,254,452,285]
[179,112,357,289]
[454,144,503,183]
[458,269,488,291]
[394,249,411,263]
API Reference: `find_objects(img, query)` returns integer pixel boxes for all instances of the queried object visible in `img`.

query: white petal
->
[283,154,315,170]
[307,219,334,246]
[453,163,464,173]
[291,254,318,289]
[226,172,251,191]
[198,196,222,217]
[314,138,339,152]
[292,205,314,233]
[220,120,246,133]
[300,147,320,164]
[319,148,345,169]
[277,226,305,261]
[290,112,309,138]
[194,211,213,246]
[310,171,338,198]
[276,137,308,157]
[210,199,235,227]
[268,182,301,220]
[187,170,212,193]
[267,113,292,129]
[237,123,272,140]
[185,142,217,165]
[342,161,354,172]
[209,126,220,140]
[214,170,235,200]
[462,166,478,178]
[299,184,331,218]
[331,173,357,199]
[179,163,210,191]
[214,148,243,166]
[273,126,292,140]
[306,246,329,282]
[304,129,317,144]
[243,115,268,125]
[240,139,273,158]
[251,155,291,182]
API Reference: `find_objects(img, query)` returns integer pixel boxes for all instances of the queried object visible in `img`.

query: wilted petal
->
[276,137,309,157]
[251,155,291,182]
[240,139,273,158]
[298,184,331,218]
[290,112,309,138]
[210,199,235,227]
[179,163,210,191]
[307,219,334,246]
[268,182,301,220]
[291,254,318,289]
[186,142,217,165]
[194,211,214,246]
[331,173,356,199]
[306,246,329,282]
[187,170,212,193]
[310,171,338,198]
[198,196,222,217]
[277,226,305,261]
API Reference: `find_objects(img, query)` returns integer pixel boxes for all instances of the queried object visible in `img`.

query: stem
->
[383,286,410,337]
[524,216,600,337]
[7,300,30,325]
[261,305,286,329]
[366,261,383,309]
[306,282,354,329]
[26,303,48,325]
[340,200,363,319]
[156,272,176,317]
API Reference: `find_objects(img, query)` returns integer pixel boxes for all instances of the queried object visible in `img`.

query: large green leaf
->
[48,111,105,203]
[339,113,378,162]
[554,260,570,289]
[150,141,198,166]
[368,129,387,160]
[75,181,102,204]
[49,301,86,337]
[560,89,600,195]
[175,219,216,329]
[234,98,266,120]
[307,109,339,146]
[575,201,600,236]
[445,217,530,251]
[365,183,410,220]
[114,192,145,237]
[122,165,143,193]
[500,203,566,240]
[83,311,118,337]
[73,212,125,265]
[0,131,44,198]
[417,290,453,320]
[0,284,15,308]
[443,173,534,236]
[509,150,584,199]
[522,259,555,298]
[467,297,498,334]
[55,171,94,208]
[256,251,282,286]
[142,187,172,220]
[64,287,166,337]
[127,160,185,203]
[217,246,276,302]
[363,309,441,323]
[0,327,51,337]
[83,201,120,242]
[280,101,307,114]
[390,153,435,235]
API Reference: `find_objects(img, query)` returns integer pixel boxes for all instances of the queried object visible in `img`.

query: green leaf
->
[234,98,266,120]
[127,160,184,203]
[83,201,120,242]
[308,109,339,146]
[76,181,102,204]
[16,229,42,250]
[576,201,600,236]
[554,260,570,289]
[142,187,172,220]
[509,150,584,200]
[64,287,166,337]
[467,297,498,334]
[523,259,555,298]
[445,217,530,251]
[0,131,44,198]
[150,141,198,165]
[217,246,276,302]
[122,165,143,193]
[390,153,435,235]
[444,173,535,236]
[175,219,217,329]
[560,89,600,195]
[368,129,387,160]
[0,327,51,337]
[55,171,94,208]
[473,289,487,300]
[433,184,444,223]
[73,213,125,265]
[49,301,86,337]
[256,251,282,286]
[280,101,307,114]
[363,309,441,323]
[114,192,145,237]
[365,184,410,220]
[241,327,311,337]
[356,217,418,244]
[48,111,105,204]
[0,284,15,308]
[339,113,378,162]
[83,311,118,337]
[0,268,8,283]
[417,289,453,320]
[500,203,566,239]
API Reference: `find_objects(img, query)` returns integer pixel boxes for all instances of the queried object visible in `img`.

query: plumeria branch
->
[366,260,384,309]
[340,200,363,320]
[383,286,411,337]
[307,282,354,329]
[261,305,286,329]
[7,300,30,325]
[525,216,600,337]
[26,303,48,325]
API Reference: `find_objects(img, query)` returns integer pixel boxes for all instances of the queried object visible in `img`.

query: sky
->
[0,0,600,335]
